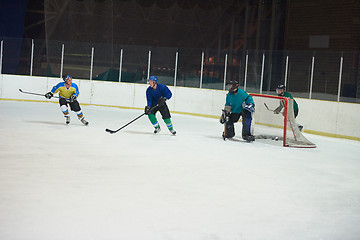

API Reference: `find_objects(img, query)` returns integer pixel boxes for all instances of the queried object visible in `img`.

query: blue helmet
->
[63,75,72,81]
[148,76,158,83]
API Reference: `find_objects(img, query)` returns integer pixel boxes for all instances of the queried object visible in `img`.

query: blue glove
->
[243,102,255,113]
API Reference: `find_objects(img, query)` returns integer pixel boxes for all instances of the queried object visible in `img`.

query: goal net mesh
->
[250,94,316,148]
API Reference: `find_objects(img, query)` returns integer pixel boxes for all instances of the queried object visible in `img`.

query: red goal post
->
[250,93,316,148]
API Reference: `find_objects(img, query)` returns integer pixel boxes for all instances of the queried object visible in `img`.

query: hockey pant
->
[294,109,299,118]
[147,103,174,130]
[59,98,84,119]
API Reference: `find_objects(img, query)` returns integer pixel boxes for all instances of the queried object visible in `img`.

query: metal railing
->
[0,37,359,103]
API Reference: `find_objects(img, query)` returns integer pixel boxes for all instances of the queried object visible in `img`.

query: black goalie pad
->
[224,121,235,138]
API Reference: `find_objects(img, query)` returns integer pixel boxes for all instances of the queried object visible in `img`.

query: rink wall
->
[0,74,359,141]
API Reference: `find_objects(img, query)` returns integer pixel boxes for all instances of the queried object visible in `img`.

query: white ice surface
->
[1,100,360,240]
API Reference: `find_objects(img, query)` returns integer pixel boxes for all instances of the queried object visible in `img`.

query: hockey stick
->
[19,89,60,99]
[105,105,158,134]
[263,102,275,112]
[264,102,285,116]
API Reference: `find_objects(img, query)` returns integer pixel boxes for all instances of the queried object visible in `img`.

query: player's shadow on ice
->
[123,130,156,135]
[124,130,175,136]
[26,120,70,125]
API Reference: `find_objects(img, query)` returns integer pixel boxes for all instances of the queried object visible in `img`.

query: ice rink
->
[1,100,360,240]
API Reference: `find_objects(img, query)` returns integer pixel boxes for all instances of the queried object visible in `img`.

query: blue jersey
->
[225,89,254,113]
[51,82,79,100]
[146,84,172,107]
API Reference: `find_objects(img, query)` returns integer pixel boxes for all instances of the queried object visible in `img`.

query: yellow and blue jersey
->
[51,82,79,100]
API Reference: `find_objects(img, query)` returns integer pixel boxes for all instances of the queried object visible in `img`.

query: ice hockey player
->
[144,76,176,135]
[220,80,255,142]
[45,75,89,125]
[274,84,303,131]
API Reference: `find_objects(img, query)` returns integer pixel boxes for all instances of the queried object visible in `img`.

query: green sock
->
[164,118,173,130]
[148,114,159,128]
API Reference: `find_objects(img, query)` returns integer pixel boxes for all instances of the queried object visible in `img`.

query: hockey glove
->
[219,110,227,124]
[144,106,151,115]
[273,105,283,114]
[219,106,232,124]
[45,92,53,99]
[158,97,167,107]
[70,95,77,102]
[242,102,255,113]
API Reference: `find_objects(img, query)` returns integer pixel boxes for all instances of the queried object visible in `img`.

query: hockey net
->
[250,93,316,148]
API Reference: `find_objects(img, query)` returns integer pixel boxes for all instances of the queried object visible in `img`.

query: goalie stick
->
[222,111,230,141]
[19,89,60,99]
[222,121,227,140]
[105,105,158,134]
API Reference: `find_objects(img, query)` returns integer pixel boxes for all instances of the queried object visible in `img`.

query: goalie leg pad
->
[241,110,254,139]
[224,121,235,138]
[222,113,240,139]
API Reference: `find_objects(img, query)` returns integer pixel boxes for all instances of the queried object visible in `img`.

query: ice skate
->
[298,125,303,132]
[65,115,70,125]
[170,129,176,135]
[243,135,255,142]
[154,125,161,134]
[80,117,89,126]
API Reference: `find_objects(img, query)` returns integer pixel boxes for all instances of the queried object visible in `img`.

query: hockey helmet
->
[276,84,285,95]
[276,84,286,90]
[148,76,158,83]
[63,75,72,82]
[228,80,239,92]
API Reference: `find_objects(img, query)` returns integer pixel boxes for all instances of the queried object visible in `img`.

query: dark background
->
[1,0,359,99]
